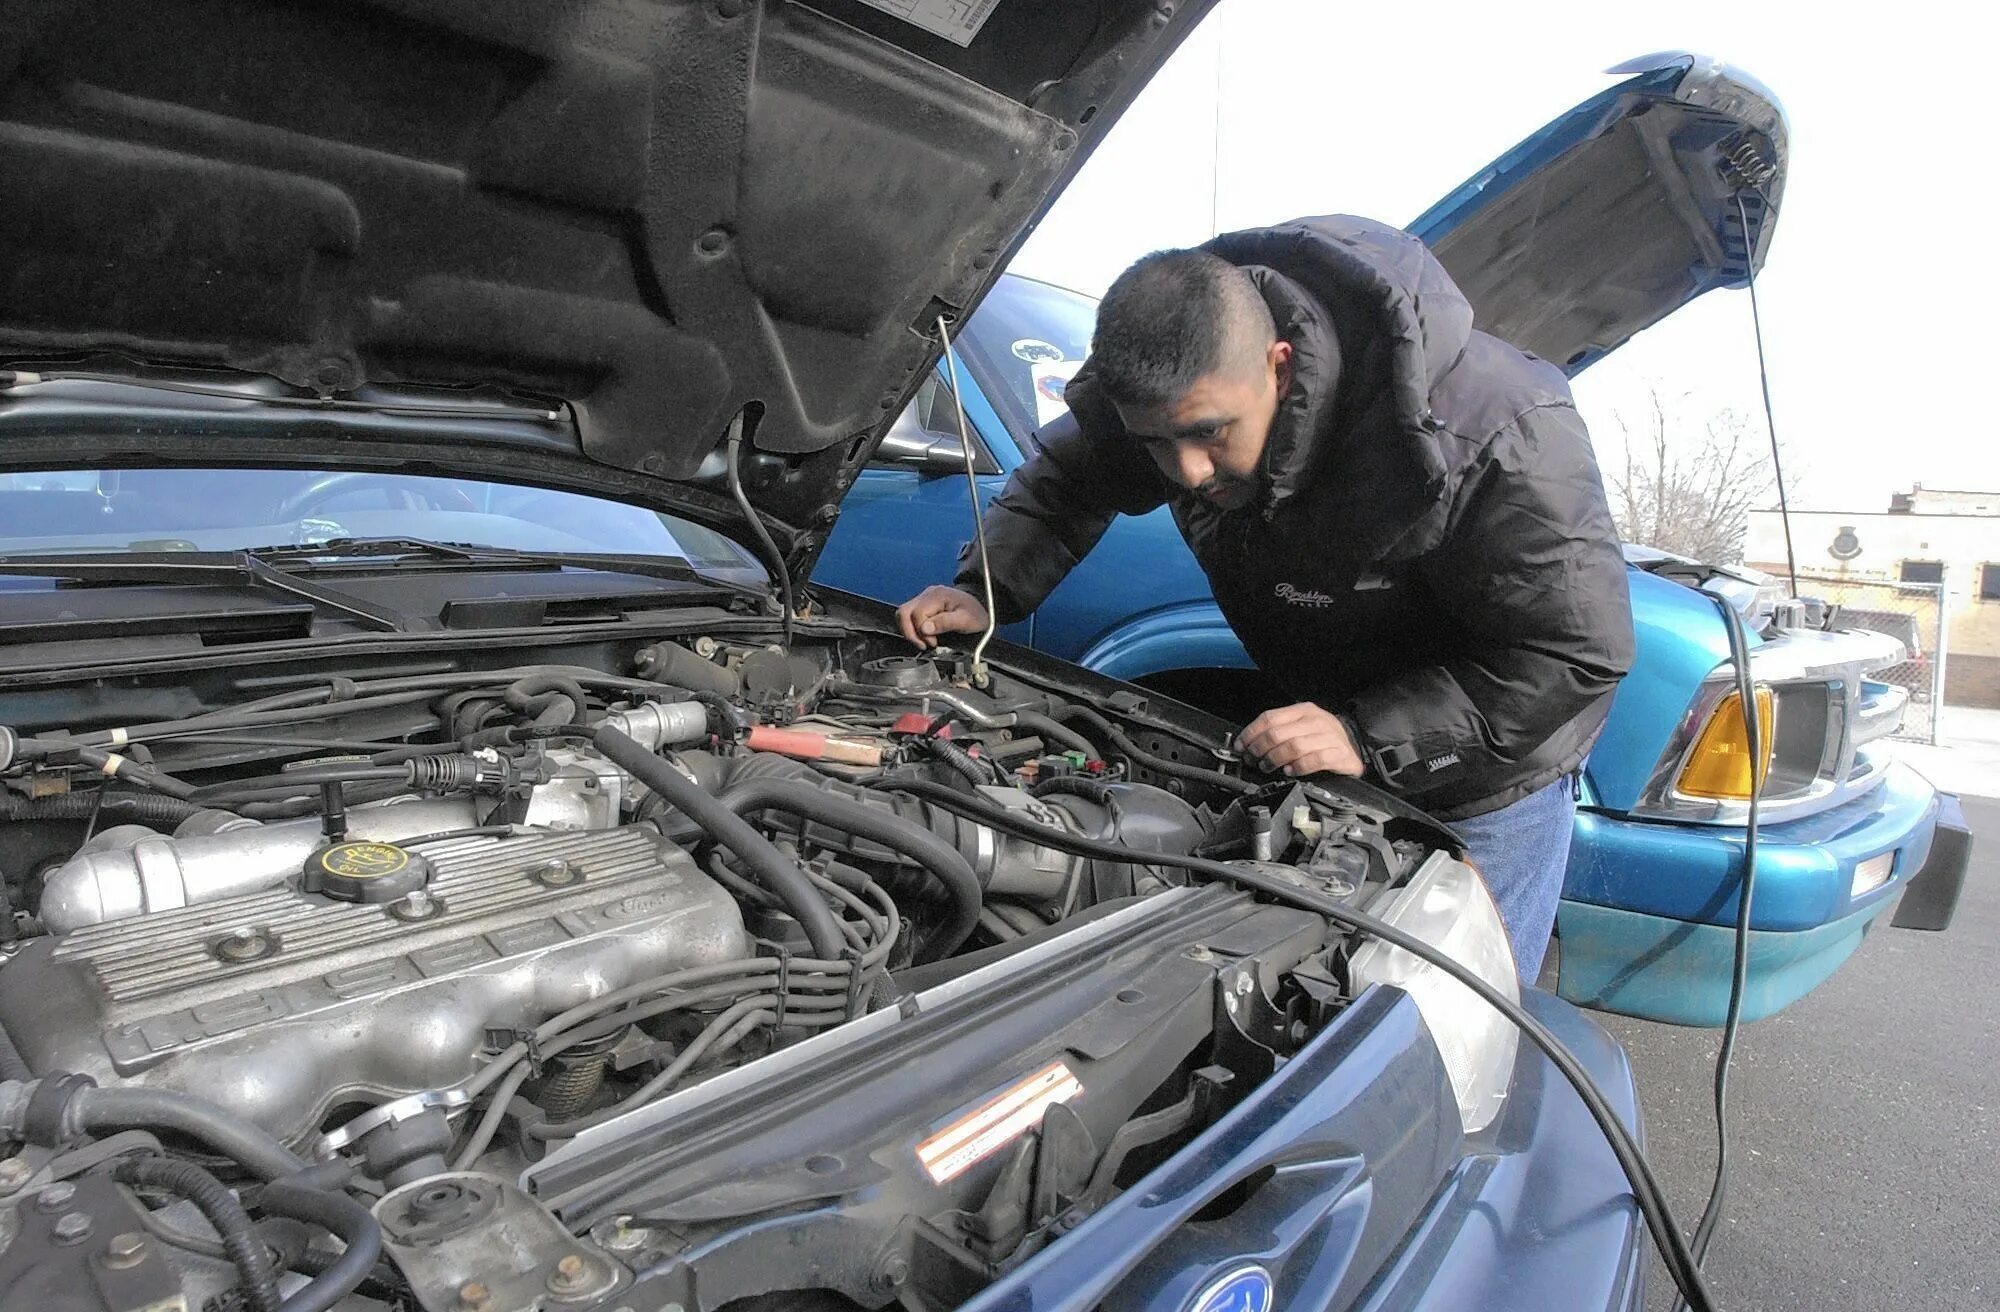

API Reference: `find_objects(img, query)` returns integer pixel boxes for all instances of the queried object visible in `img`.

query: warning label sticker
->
[916,1060,1082,1183]
[851,0,1002,48]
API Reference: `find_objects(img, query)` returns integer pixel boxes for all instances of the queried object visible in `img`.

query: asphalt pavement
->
[1605,793,1998,1311]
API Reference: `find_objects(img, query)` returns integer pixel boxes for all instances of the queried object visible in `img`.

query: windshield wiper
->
[0,551,410,632]
[248,538,756,596]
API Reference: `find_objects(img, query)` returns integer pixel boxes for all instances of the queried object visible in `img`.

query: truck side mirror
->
[872,406,978,477]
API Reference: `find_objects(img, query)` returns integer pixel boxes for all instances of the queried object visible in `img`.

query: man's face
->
[1115,339,1291,512]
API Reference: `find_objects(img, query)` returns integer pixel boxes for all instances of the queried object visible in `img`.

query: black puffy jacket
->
[955,216,1634,820]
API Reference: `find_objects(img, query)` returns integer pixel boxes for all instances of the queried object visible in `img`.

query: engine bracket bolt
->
[0,1158,31,1193]
[389,889,443,922]
[52,1211,93,1244]
[35,1182,76,1212]
[604,1215,645,1252]
[215,927,274,962]
[457,1281,492,1311]
[547,1253,596,1296]
[874,1253,910,1290]
[103,1232,148,1269]
[533,859,583,888]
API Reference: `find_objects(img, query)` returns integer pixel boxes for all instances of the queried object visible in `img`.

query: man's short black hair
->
[1091,248,1276,409]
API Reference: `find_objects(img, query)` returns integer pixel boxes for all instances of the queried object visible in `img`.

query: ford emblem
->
[1187,1263,1274,1312]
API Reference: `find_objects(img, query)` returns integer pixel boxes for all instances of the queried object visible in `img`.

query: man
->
[897,216,1633,981]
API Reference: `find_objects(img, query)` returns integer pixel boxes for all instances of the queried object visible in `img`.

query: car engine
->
[0,632,1456,1312]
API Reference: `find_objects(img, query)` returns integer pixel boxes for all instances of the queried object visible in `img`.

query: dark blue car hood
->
[1409,52,1787,375]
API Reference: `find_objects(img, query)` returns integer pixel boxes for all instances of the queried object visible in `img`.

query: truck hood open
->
[1410,52,1787,375]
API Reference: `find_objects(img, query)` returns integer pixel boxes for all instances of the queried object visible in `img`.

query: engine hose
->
[114,1156,280,1312]
[70,748,200,801]
[290,1244,406,1302]
[634,642,743,696]
[191,764,409,802]
[918,736,1000,788]
[528,724,844,959]
[715,776,982,960]
[1050,705,1257,796]
[503,673,591,728]
[256,1179,384,1312]
[68,1086,307,1182]
[1031,775,1118,807]
[0,791,210,827]
[1009,711,1099,759]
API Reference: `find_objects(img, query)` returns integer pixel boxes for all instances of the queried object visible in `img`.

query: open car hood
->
[1409,52,1787,375]
[0,0,1212,567]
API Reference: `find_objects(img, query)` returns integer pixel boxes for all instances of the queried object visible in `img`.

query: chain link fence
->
[1794,574,1947,743]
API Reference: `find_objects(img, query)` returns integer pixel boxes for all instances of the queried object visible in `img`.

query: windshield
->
[0,468,760,572]
[955,275,1100,446]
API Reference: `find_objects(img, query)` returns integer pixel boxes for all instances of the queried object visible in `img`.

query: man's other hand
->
[896,585,991,649]
[1237,703,1365,778]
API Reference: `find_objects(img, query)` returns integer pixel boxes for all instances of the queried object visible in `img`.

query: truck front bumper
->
[1558,763,1964,1025]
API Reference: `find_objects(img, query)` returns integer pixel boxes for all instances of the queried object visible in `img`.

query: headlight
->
[1676,685,1775,800]
[1347,854,1519,1134]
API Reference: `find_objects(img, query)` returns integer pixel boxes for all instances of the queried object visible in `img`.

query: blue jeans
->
[1450,775,1576,983]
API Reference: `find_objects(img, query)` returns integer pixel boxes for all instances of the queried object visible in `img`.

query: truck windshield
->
[0,468,759,573]
[954,275,1100,446]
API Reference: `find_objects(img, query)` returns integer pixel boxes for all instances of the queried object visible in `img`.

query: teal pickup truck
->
[816,55,1969,1024]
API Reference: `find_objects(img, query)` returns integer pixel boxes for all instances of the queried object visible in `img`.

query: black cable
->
[873,775,1718,1311]
[1009,710,1100,759]
[516,723,844,958]
[711,775,983,961]
[1676,590,1764,1306]
[256,1178,383,1312]
[70,748,200,800]
[1736,191,1797,599]
[192,764,408,801]
[726,413,797,647]
[114,1155,281,1312]
[917,735,1003,788]
[1050,704,1258,796]
[0,790,208,827]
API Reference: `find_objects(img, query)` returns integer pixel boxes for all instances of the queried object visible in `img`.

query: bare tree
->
[1609,389,1779,563]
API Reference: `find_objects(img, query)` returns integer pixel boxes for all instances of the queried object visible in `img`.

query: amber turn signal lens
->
[1677,686,1776,800]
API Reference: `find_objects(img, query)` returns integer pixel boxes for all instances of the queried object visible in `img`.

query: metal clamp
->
[317,1087,472,1158]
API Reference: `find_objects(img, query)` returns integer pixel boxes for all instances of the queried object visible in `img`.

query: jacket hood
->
[0,0,1216,575]
[1204,216,1476,519]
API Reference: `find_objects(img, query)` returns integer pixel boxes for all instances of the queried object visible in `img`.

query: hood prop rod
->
[935,315,998,687]
[725,411,796,646]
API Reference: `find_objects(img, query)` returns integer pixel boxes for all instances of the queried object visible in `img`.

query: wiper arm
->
[0,551,409,632]
[247,537,490,564]
[249,538,755,597]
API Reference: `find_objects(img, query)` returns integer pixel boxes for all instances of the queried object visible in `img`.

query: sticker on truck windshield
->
[851,0,1002,48]
[916,1060,1082,1183]
[1032,358,1083,427]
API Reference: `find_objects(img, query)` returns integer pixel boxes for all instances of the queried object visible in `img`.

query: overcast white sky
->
[1009,0,1997,513]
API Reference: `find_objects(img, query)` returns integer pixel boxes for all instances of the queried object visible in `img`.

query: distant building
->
[1747,486,2000,706]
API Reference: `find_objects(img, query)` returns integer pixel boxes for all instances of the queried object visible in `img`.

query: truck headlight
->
[1347,854,1519,1134]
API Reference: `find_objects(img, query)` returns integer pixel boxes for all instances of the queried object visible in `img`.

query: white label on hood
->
[916,1060,1081,1183]
[852,0,1001,48]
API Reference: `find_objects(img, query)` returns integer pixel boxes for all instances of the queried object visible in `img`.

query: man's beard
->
[1197,476,1255,510]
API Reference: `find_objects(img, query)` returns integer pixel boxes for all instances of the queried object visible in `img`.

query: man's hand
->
[1237,703,1365,778]
[896,585,991,649]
